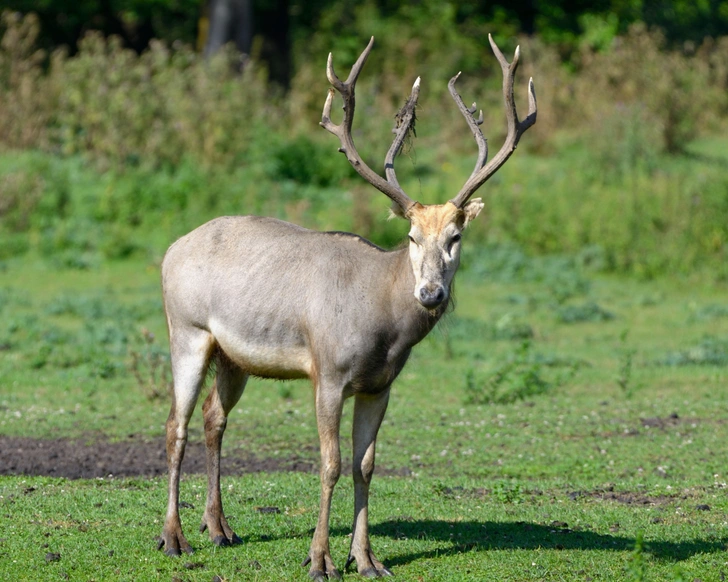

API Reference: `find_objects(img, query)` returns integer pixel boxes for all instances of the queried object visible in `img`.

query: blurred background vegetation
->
[1,0,728,278]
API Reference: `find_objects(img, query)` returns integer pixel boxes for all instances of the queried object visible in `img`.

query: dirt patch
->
[0,436,411,479]
[568,488,677,506]
[639,412,682,429]
[0,436,315,479]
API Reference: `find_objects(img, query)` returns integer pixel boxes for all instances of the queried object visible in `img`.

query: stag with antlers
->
[157,35,536,580]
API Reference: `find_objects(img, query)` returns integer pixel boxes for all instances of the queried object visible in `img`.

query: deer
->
[157,34,536,580]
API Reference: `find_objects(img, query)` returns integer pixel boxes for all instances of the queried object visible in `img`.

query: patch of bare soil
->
[568,486,677,506]
[0,436,319,479]
[0,436,412,479]
[639,412,682,429]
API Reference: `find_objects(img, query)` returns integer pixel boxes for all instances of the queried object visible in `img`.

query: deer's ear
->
[462,198,484,228]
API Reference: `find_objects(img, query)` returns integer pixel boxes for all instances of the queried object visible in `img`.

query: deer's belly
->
[210,319,312,380]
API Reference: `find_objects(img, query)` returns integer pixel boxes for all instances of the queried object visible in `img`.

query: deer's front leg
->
[199,360,248,546]
[303,382,344,581]
[346,390,392,577]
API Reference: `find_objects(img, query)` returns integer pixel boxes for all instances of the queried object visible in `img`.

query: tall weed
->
[0,12,57,150]
[464,341,578,405]
[575,24,722,154]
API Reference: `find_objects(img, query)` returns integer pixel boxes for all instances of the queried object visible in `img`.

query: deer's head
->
[321,36,536,310]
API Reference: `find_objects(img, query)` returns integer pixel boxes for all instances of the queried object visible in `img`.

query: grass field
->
[2,246,728,581]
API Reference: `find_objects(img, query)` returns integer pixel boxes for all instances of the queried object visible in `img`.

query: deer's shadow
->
[328,519,727,567]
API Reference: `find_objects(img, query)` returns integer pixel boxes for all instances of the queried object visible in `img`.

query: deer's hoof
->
[302,553,342,581]
[200,512,243,548]
[157,534,193,557]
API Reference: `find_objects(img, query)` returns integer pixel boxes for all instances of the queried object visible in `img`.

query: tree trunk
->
[204,0,253,59]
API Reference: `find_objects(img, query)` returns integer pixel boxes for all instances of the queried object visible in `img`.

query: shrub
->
[1,10,728,277]
[574,24,722,155]
[465,341,552,405]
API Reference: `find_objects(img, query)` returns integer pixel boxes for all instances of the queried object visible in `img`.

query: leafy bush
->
[656,336,728,367]
[267,135,352,187]
[129,328,173,401]
[575,24,721,155]
[556,301,615,324]
[466,341,556,405]
[1,10,728,277]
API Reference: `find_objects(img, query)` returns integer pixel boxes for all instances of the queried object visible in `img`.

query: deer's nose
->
[418,286,446,308]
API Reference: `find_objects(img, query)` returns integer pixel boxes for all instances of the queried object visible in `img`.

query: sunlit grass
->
[2,253,728,579]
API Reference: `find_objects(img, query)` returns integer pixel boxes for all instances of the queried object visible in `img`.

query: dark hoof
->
[210,532,242,547]
[157,536,193,557]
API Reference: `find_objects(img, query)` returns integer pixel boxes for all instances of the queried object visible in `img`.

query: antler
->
[449,34,537,208]
[320,37,418,215]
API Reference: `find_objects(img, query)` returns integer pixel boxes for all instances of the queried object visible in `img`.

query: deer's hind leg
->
[159,326,216,556]
[200,351,248,546]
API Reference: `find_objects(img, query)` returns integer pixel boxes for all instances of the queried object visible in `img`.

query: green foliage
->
[1,285,164,383]
[462,243,591,300]
[657,336,728,367]
[575,24,722,155]
[2,11,728,278]
[556,301,615,324]
[465,341,553,405]
[625,531,647,581]
[129,328,172,401]
[616,330,639,399]
[267,135,352,187]
[54,33,273,168]
[491,481,526,505]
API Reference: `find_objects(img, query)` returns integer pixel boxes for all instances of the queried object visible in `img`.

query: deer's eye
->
[451,233,462,244]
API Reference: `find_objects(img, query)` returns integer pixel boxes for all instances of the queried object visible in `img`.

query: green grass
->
[2,250,728,579]
[2,474,727,581]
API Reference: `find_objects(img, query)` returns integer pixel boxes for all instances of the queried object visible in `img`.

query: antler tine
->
[450,34,537,209]
[448,72,489,180]
[320,37,417,215]
[384,76,420,190]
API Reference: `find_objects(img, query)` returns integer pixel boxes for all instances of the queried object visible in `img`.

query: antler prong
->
[325,53,342,90]
[527,77,537,118]
[321,87,335,123]
[448,72,489,179]
[320,37,417,215]
[449,34,537,208]
[384,75,420,189]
